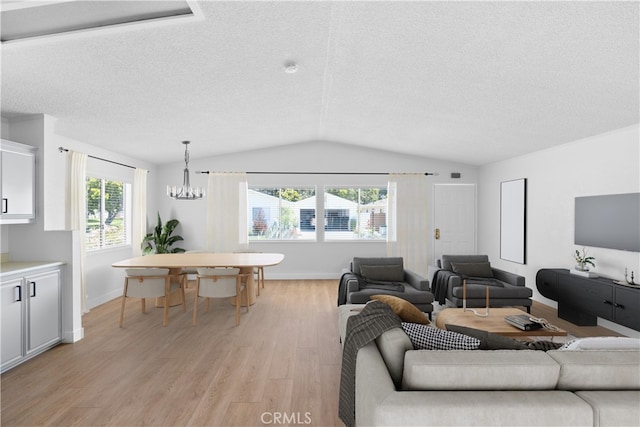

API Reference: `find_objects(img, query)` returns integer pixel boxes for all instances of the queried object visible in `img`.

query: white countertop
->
[0,261,65,277]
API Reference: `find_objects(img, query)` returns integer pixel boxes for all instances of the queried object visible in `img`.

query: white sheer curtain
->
[386,173,429,276]
[67,151,88,313]
[131,168,148,256]
[206,172,248,252]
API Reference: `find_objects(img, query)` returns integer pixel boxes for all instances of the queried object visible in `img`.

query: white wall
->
[478,125,640,337]
[156,141,479,279]
[56,139,158,309]
[2,115,159,329]
[7,111,638,337]
[2,115,79,341]
[83,155,160,309]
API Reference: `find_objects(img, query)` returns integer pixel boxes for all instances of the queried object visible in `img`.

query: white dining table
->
[112,252,284,306]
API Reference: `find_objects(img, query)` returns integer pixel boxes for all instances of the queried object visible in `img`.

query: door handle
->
[15,285,22,302]
[435,228,440,240]
[2,198,7,214]
[30,281,36,298]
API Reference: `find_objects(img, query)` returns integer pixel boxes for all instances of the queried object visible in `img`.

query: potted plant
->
[573,247,595,271]
[141,212,186,254]
[141,213,186,307]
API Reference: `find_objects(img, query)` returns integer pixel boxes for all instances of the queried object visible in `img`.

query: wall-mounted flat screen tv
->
[575,193,640,252]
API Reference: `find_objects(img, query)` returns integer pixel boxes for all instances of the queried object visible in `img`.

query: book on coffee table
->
[504,314,543,331]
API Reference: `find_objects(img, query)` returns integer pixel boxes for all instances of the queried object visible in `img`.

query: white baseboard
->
[62,327,84,343]
[264,273,342,280]
[87,289,122,310]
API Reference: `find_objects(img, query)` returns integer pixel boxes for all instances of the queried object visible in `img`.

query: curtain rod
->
[58,146,138,170]
[196,171,438,176]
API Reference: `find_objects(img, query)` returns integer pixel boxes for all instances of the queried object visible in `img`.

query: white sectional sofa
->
[354,327,640,426]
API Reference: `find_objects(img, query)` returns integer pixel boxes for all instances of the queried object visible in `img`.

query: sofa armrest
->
[356,342,397,427]
[426,265,440,285]
[345,274,361,292]
[404,269,429,291]
[438,270,463,288]
[492,268,525,287]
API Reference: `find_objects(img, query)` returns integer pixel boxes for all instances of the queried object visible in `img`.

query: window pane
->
[324,187,388,240]
[248,187,316,240]
[103,180,126,247]
[86,177,102,250]
[86,177,130,250]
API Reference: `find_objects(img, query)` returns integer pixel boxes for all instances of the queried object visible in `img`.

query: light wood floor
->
[1,280,623,427]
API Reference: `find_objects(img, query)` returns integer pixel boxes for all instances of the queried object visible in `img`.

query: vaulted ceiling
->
[1,1,638,165]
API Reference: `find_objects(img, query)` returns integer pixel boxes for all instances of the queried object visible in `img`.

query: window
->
[248,187,316,240]
[324,187,388,240]
[86,177,131,250]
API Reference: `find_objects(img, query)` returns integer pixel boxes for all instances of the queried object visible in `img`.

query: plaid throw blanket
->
[430,269,449,304]
[338,301,402,427]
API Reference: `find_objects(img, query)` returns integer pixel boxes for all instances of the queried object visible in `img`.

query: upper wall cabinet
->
[1,139,36,224]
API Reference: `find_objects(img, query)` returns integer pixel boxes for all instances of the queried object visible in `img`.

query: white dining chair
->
[193,268,250,326]
[120,268,186,327]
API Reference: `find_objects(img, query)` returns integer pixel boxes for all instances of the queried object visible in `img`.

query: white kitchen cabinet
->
[1,139,36,224]
[1,263,62,373]
[1,276,25,369]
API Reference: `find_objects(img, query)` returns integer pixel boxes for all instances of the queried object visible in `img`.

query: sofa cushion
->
[360,264,404,282]
[371,295,430,324]
[547,350,640,390]
[441,254,489,271]
[451,261,494,278]
[451,283,533,299]
[558,337,640,351]
[353,257,404,276]
[375,328,414,388]
[401,322,479,350]
[364,390,594,426]
[402,350,560,390]
[576,391,640,427]
[349,286,434,309]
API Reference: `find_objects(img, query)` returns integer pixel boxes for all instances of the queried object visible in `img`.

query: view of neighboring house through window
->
[86,177,131,250]
[248,187,316,240]
[247,186,387,241]
[324,187,388,240]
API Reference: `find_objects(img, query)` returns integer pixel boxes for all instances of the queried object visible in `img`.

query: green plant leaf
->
[141,212,184,255]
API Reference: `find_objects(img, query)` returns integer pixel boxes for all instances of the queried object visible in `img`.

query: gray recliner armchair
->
[427,254,532,313]
[338,257,434,319]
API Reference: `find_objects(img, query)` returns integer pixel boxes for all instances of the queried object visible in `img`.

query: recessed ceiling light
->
[283,62,298,74]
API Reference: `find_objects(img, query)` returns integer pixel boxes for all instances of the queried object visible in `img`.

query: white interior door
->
[433,184,476,263]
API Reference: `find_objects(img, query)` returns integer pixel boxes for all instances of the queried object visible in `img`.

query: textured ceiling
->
[1,1,638,166]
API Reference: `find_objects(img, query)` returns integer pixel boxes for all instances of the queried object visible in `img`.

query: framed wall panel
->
[500,178,526,264]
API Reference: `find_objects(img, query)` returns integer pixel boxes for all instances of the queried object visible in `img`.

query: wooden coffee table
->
[435,307,567,337]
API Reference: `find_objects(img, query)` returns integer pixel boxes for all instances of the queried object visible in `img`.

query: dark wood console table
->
[536,268,640,331]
